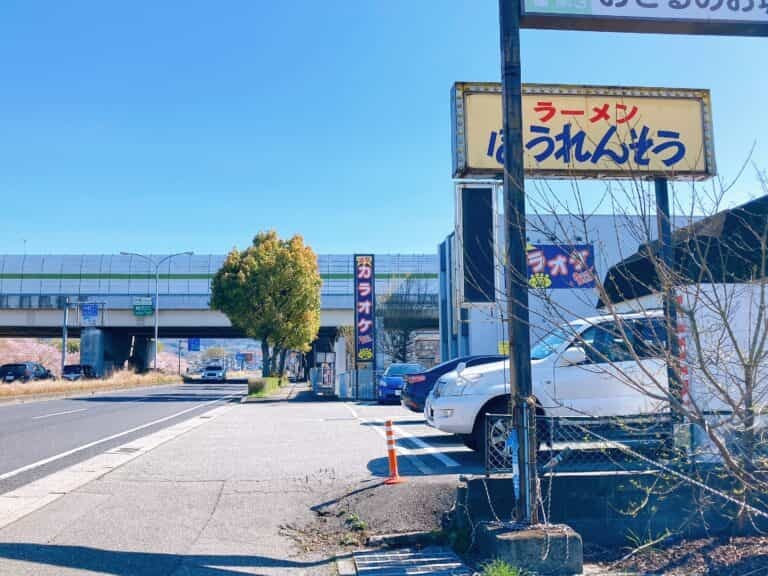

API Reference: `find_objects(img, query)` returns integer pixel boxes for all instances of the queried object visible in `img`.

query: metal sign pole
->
[499,0,537,525]
[655,179,682,424]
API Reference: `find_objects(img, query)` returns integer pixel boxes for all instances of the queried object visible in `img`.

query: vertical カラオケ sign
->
[354,255,376,366]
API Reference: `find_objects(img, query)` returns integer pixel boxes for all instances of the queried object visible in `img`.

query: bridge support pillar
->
[80,329,133,377]
[80,328,106,377]
[131,336,155,373]
[105,333,132,374]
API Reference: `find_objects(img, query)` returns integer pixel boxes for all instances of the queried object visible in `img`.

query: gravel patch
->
[589,534,768,575]
[281,477,459,555]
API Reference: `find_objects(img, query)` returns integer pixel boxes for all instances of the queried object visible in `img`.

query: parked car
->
[377,363,425,403]
[62,364,96,381]
[401,355,506,413]
[201,363,227,382]
[425,312,671,451]
[0,362,54,383]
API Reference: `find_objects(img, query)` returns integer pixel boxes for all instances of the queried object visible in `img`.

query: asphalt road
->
[0,381,244,495]
[0,385,477,575]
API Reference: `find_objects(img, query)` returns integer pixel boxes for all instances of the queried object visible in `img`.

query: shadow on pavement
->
[310,480,385,512]
[0,543,334,575]
[367,450,483,478]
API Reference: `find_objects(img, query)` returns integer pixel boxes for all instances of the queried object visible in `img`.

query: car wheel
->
[471,398,509,454]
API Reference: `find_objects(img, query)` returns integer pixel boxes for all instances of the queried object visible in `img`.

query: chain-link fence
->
[486,412,679,475]
[484,412,768,531]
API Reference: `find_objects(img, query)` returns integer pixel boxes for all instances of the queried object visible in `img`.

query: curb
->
[240,383,301,403]
[366,530,441,548]
[335,554,357,575]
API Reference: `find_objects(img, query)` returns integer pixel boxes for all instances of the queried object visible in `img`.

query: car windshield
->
[63,366,82,374]
[530,328,572,360]
[385,364,423,376]
[205,365,223,371]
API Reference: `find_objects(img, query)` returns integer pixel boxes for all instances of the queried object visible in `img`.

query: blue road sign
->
[81,303,99,326]
[188,338,200,352]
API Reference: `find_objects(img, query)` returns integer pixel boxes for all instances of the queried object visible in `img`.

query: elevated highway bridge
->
[0,254,438,373]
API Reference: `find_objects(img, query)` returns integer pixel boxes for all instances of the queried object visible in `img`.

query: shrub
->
[248,378,267,395]
[482,560,523,576]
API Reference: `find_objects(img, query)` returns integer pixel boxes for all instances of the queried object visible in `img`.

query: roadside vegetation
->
[211,230,321,377]
[247,376,282,397]
[0,370,178,400]
[481,560,523,576]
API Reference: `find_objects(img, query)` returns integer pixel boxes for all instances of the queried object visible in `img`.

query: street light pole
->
[154,263,160,370]
[120,251,193,371]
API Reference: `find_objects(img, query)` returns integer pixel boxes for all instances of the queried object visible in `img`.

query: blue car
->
[401,355,507,413]
[377,363,425,403]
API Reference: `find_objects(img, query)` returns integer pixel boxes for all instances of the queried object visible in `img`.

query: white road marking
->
[0,393,238,482]
[31,408,87,420]
[0,403,234,530]
[342,404,434,475]
[391,424,461,468]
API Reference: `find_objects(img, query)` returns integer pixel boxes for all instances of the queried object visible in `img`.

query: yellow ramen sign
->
[452,83,715,180]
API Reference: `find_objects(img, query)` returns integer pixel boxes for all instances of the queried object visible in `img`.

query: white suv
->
[425,312,667,450]
[202,364,227,382]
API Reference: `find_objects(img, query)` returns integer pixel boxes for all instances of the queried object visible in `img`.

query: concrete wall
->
[446,472,767,548]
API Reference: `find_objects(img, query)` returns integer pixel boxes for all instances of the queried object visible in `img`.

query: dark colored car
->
[401,355,507,413]
[0,362,54,383]
[62,364,96,381]
[377,363,425,403]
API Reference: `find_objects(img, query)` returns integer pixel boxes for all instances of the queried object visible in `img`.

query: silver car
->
[201,364,226,382]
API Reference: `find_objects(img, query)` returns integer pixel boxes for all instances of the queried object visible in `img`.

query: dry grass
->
[0,371,179,400]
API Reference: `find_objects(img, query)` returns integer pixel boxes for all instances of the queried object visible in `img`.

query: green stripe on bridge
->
[0,273,437,281]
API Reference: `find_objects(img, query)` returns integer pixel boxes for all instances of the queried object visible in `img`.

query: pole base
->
[384,476,404,485]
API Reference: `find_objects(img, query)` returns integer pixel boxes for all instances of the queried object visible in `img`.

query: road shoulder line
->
[0,394,237,482]
[0,402,235,531]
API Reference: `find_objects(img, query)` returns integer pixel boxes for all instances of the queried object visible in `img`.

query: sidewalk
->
[0,383,364,576]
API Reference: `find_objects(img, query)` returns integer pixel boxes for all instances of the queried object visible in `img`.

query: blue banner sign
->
[187,338,200,352]
[526,244,596,289]
[80,303,99,326]
[354,254,376,365]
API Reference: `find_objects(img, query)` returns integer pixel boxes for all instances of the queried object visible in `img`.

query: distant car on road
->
[401,355,506,413]
[377,363,425,404]
[62,364,96,381]
[201,364,227,382]
[0,362,54,383]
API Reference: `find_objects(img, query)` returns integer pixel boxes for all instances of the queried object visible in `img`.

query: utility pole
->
[499,0,537,524]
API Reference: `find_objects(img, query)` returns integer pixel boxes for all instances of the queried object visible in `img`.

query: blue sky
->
[1,1,766,256]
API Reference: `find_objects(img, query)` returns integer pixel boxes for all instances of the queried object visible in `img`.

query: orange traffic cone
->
[384,419,404,484]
